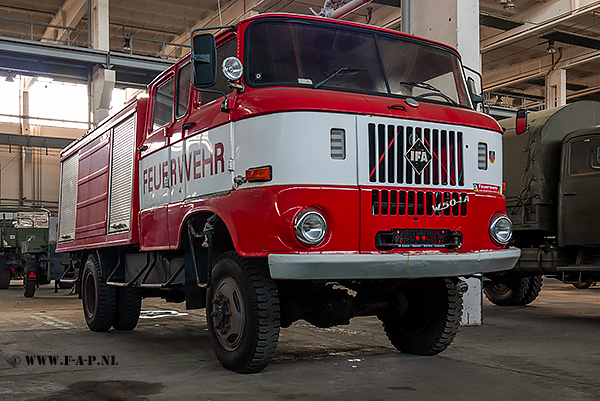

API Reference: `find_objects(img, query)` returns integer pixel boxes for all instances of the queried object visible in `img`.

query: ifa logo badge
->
[404,138,432,175]
[489,150,496,164]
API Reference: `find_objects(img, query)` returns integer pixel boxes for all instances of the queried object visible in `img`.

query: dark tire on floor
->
[206,251,280,373]
[82,253,116,332]
[23,277,36,297]
[483,276,530,306]
[573,281,593,289]
[113,287,142,331]
[517,275,543,305]
[378,278,462,356]
[57,280,74,289]
[0,268,10,289]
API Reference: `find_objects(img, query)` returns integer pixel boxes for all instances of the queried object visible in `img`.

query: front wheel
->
[206,252,280,373]
[378,278,462,356]
[82,253,116,331]
[483,276,530,306]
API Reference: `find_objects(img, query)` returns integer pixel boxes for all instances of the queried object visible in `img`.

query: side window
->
[569,137,600,175]
[201,39,238,105]
[176,63,191,118]
[152,77,174,131]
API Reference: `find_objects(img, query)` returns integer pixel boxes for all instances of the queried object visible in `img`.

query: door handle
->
[138,144,148,152]
[563,192,577,196]
[182,122,196,130]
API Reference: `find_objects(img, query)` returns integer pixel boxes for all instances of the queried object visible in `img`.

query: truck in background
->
[56,14,519,373]
[483,101,600,305]
[0,206,69,297]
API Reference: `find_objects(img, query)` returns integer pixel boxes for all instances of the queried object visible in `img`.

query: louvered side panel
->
[58,153,79,242]
[108,115,136,234]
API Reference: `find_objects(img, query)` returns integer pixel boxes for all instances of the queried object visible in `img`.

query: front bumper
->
[268,248,521,280]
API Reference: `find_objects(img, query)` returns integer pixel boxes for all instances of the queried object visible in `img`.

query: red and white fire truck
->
[57,13,520,373]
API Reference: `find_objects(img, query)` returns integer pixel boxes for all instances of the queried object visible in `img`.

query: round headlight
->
[489,214,513,246]
[221,57,243,81]
[294,209,327,246]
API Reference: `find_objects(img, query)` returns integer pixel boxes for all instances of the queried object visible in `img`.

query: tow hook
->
[457,280,469,295]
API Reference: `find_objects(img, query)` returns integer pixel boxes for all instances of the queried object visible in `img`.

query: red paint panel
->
[75,132,110,239]
[139,206,170,250]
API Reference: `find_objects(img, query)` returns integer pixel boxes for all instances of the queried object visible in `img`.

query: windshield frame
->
[243,17,473,109]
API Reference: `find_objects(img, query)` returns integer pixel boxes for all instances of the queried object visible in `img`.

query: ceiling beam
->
[42,0,88,44]
[481,0,600,54]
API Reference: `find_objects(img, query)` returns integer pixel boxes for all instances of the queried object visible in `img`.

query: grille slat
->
[368,123,464,187]
[372,189,468,217]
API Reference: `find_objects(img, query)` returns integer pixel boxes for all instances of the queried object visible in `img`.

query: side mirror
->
[191,33,217,89]
[467,77,484,106]
[515,108,528,135]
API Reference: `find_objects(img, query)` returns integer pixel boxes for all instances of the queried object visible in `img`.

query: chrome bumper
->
[268,248,521,280]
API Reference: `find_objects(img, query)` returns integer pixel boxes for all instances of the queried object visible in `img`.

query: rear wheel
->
[573,281,593,289]
[483,276,530,306]
[112,287,142,331]
[517,275,543,305]
[82,253,116,331]
[0,268,10,289]
[206,251,280,373]
[377,278,462,356]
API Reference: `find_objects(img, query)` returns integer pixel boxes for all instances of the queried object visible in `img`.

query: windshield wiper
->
[314,67,361,89]
[399,81,458,106]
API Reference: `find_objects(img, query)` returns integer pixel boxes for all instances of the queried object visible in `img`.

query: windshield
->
[245,19,472,108]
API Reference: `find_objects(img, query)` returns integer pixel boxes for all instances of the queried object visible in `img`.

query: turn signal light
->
[245,166,272,182]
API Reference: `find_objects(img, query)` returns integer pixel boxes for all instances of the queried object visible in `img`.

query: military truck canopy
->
[500,101,600,232]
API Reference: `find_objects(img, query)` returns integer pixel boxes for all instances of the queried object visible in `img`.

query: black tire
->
[483,276,530,306]
[82,253,116,332]
[112,287,142,331]
[23,277,36,297]
[0,268,10,289]
[377,278,462,356]
[206,251,280,373]
[573,281,593,290]
[516,275,543,305]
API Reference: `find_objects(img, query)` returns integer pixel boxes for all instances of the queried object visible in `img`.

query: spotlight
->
[546,39,557,54]
[123,36,131,52]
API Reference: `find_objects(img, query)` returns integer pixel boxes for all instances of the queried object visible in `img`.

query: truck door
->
[559,134,600,246]
[139,73,175,249]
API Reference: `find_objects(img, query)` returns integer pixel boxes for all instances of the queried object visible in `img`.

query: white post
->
[90,0,114,125]
[410,0,483,326]
[545,69,566,109]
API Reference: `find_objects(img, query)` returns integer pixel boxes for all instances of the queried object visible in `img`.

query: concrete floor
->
[1,278,599,401]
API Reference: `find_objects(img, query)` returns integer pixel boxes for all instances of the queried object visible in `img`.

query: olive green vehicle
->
[0,206,70,297]
[483,101,600,305]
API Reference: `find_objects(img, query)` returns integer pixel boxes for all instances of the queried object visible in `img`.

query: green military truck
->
[483,101,600,305]
[0,206,69,297]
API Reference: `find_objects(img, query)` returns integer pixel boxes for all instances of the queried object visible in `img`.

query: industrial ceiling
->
[1,0,600,106]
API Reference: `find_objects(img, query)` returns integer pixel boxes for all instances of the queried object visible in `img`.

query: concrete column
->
[545,69,566,109]
[90,0,114,125]
[410,0,482,326]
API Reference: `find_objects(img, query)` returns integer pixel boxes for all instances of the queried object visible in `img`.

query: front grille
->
[368,123,464,187]
[371,189,468,217]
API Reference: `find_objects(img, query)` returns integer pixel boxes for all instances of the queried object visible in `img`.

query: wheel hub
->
[210,276,245,351]
[212,293,232,335]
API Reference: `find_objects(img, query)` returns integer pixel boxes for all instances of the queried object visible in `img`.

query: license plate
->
[391,228,452,248]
